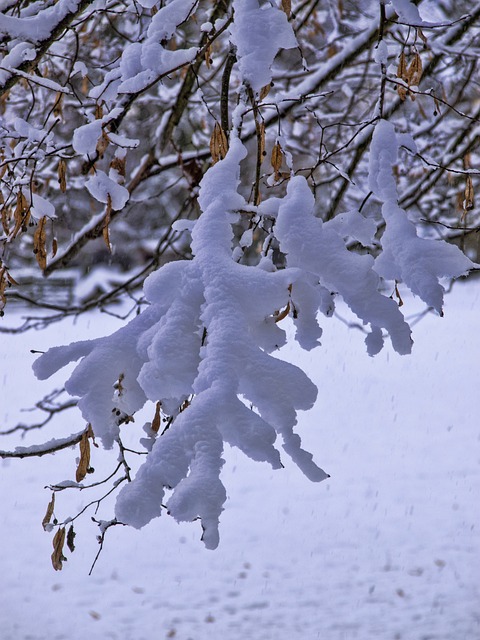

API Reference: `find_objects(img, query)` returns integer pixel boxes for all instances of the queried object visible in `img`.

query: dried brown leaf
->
[53,91,64,119]
[397,52,407,80]
[0,268,6,313]
[205,44,212,69]
[96,130,109,158]
[58,159,67,193]
[33,215,47,271]
[464,175,474,211]
[110,155,126,179]
[407,52,423,87]
[281,0,291,19]
[66,524,76,553]
[11,190,29,238]
[51,237,58,258]
[151,401,162,433]
[42,493,55,531]
[86,423,96,444]
[417,28,428,47]
[76,431,91,483]
[259,84,271,101]
[275,301,290,323]
[259,122,266,161]
[103,194,112,252]
[327,43,338,58]
[51,527,66,571]
[271,142,283,180]
[394,282,404,307]
[1,207,9,235]
[396,52,408,101]
[0,90,9,115]
[209,122,228,165]
[6,271,19,286]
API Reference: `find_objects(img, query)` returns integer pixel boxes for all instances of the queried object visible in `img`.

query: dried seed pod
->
[464,175,474,211]
[209,123,228,164]
[33,216,47,271]
[271,142,284,180]
[396,52,408,101]
[57,159,67,193]
[407,52,423,87]
[76,430,91,482]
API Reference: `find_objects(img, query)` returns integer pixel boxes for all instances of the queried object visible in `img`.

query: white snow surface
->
[1,282,479,639]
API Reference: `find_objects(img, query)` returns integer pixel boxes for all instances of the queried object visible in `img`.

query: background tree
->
[0,0,478,569]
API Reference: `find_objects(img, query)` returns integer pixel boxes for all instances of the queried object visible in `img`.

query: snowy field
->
[0,280,479,640]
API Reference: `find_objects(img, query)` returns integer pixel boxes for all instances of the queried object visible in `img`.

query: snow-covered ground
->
[0,281,479,640]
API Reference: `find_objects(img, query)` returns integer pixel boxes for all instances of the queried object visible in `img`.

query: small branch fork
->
[0,388,76,437]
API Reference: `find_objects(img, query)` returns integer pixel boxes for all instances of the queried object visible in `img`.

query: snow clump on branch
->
[32,1,475,549]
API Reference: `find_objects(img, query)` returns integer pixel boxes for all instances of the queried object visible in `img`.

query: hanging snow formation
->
[32,0,474,548]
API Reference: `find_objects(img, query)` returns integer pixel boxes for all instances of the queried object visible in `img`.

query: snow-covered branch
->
[1,0,479,560]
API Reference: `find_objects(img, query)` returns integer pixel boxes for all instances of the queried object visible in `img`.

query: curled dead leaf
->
[66,524,76,553]
[51,527,66,571]
[42,493,55,531]
[33,216,47,271]
[274,301,290,323]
